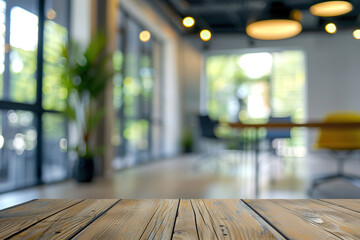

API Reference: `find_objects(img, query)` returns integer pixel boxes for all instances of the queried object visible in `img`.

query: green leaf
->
[64,105,76,121]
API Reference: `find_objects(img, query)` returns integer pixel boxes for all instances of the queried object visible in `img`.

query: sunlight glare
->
[238,52,273,79]
[10,7,38,51]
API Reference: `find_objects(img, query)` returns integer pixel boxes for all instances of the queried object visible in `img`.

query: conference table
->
[1,199,360,239]
[227,121,360,198]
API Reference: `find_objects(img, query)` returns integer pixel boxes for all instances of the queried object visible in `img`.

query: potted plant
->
[61,34,113,182]
[181,128,194,153]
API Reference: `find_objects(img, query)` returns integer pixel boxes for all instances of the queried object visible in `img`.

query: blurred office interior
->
[1,0,360,209]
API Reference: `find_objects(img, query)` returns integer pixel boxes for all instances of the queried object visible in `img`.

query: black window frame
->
[0,0,71,193]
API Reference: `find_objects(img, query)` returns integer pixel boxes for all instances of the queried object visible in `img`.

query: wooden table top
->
[1,199,359,239]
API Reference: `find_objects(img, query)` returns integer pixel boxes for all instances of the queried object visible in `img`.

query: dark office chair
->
[265,116,292,155]
[198,115,219,140]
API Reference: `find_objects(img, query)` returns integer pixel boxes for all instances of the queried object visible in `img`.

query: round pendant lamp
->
[246,1,302,40]
[310,1,353,17]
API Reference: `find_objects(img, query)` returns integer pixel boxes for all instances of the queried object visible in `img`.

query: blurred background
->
[1,0,360,209]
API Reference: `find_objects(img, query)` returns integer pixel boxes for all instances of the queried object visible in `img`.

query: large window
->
[112,10,164,169]
[206,50,306,155]
[0,0,70,192]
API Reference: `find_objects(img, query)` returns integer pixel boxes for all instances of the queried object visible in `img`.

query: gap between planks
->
[66,199,122,240]
[241,199,290,240]
[174,199,287,240]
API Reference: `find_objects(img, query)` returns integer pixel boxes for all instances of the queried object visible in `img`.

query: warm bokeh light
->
[310,1,353,17]
[246,20,302,40]
[290,9,302,22]
[46,9,56,20]
[325,23,337,34]
[200,29,211,41]
[183,16,195,28]
[353,29,360,39]
[139,30,151,42]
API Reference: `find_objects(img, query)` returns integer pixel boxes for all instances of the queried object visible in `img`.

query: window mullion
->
[35,0,45,185]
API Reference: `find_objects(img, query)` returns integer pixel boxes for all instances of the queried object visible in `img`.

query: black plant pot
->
[183,145,193,153]
[74,157,94,182]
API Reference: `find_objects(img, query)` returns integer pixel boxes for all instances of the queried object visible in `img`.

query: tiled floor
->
[1,151,360,210]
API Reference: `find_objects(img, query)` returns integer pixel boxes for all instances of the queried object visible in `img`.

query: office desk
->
[1,199,359,239]
[228,121,360,198]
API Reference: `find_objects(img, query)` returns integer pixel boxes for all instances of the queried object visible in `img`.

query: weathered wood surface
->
[190,199,285,240]
[74,199,179,239]
[245,199,360,240]
[10,199,118,240]
[0,199,82,239]
[321,199,360,213]
[1,199,359,239]
[172,199,198,240]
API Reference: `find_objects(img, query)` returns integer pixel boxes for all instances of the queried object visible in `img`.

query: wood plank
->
[0,199,82,239]
[73,199,178,239]
[315,200,360,219]
[321,199,360,213]
[140,199,179,239]
[190,199,219,239]
[246,199,360,240]
[0,199,37,213]
[191,199,285,240]
[9,199,118,240]
[173,199,199,240]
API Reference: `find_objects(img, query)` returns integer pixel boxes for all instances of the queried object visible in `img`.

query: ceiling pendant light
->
[200,29,211,41]
[183,17,195,28]
[353,29,360,39]
[310,1,353,17]
[325,23,337,34]
[246,1,302,40]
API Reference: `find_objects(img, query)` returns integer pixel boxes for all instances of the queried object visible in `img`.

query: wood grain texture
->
[190,199,218,239]
[195,199,284,240]
[9,199,118,240]
[316,199,360,220]
[140,199,179,239]
[246,199,360,240]
[0,199,82,239]
[321,199,360,213]
[3,199,360,240]
[73,199,178,239]
[173,199,199,239]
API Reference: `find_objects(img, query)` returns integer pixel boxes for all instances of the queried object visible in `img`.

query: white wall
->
[71,0,92,45]
[305,33,360,118]
[178,40,204,132]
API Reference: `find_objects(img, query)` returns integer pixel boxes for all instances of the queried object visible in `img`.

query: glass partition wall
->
[0,0,70,192]
[112,10,164,169]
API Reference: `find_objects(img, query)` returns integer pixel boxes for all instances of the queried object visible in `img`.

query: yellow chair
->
[312,111,360,188]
